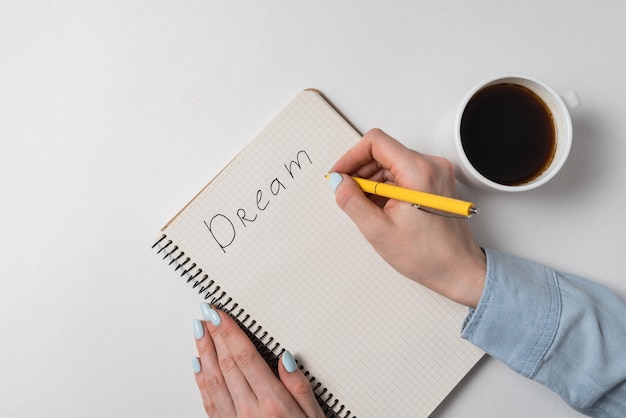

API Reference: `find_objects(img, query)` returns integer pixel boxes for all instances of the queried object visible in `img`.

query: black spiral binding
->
[152,234,354,418]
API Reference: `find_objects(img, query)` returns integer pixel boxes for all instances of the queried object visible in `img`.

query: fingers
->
[329,128,392,173]
[328,173,394,244]
[205,310,258,410]
[330,128,414,180]
[196,305,281,410]
[278,351,323,417]
[329,129,461,218]
[210,308,281,396]
[327,129,426,244]
[330,128,457,193]
[192,304,324,417]
[193,317,236,417]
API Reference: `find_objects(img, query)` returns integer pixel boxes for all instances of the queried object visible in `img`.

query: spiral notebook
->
[153,89,483,417]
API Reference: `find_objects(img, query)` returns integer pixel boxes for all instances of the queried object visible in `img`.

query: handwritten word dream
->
[203,150,313,253]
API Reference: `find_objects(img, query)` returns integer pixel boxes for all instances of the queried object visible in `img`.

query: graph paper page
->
[160,90,483,417]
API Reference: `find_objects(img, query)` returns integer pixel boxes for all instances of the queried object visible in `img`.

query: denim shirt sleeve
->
[461,248,626,417]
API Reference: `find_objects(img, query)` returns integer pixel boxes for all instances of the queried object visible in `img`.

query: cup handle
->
[561,90,581,111]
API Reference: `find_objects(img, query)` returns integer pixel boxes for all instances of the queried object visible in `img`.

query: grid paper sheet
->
[160,90,484,417]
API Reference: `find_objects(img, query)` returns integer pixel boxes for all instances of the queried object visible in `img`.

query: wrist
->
[448,246,486,308]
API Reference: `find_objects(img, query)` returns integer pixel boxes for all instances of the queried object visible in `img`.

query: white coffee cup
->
[442,73,580,192]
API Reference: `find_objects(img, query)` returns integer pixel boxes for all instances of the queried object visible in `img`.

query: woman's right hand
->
[328,128,486,308]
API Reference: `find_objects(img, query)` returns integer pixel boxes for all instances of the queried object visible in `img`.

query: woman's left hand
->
[192,303,325,417]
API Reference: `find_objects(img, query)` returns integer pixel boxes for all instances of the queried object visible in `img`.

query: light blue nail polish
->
[192,357,201,374]
[328,172,343,193]
[200,303,221,327]
[281,350,298,373]
[193,319,204,339]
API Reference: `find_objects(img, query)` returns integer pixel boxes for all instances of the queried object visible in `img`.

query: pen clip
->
[411,204,478,219]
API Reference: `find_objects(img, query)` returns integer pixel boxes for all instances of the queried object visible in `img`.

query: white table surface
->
[2,1,624,417]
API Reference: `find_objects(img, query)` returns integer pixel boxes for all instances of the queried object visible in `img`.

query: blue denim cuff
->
[461,249,626,416]
[461,248,561,378]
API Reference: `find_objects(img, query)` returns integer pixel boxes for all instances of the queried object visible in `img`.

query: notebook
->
[153,89,484,417]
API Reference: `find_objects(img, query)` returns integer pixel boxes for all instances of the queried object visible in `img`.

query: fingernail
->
[328,172,343,193]
[192,357,202,374]
[200,303,221,327]
[281,350,298,373]
[193,319,204,339]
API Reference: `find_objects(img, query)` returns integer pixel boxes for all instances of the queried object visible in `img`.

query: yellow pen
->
[328,174,478,218]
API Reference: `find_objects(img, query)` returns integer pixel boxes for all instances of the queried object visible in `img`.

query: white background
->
[2,1,624,417]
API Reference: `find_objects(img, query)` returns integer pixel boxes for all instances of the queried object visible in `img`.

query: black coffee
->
[460,83,556,185]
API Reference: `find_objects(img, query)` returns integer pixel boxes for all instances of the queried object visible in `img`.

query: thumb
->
[328,172,391,241]
[278,351,323,417]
